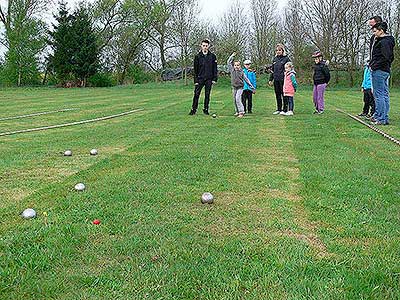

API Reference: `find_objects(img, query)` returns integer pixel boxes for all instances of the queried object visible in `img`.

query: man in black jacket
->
[189,39,218,115]
[370,22,395,125]
[368,16,383,59]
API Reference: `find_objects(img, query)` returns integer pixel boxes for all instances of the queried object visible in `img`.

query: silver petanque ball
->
[21,208,37,219]
[64,150,72,156]
[201,192,214,204]
[74,183,86,191]
[90,149,98,155]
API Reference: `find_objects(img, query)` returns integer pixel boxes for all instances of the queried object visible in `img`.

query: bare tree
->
[337,0,372,85]
[170,0,199,84]
[148,0,179,69]
[217,0,249,61]
[250,0,278,67]
[284,0,310,71]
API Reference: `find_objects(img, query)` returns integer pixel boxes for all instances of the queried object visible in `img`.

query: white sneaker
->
[280,111,286,115]
[286,111,294,116]
[273,110,280,115]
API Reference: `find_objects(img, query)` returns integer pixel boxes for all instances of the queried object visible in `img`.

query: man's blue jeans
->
[371,70,390,124]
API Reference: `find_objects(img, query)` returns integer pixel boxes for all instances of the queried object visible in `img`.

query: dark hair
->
[372,22,388,33]
[369,15,383,23]
[201,39,210,45]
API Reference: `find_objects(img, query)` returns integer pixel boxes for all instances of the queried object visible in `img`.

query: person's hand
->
[232,52,236,56]
[361,88,364,92]
[268,81,273,86]
[212,81,216,85]
[195,82,199,86]
[252,90,256,94]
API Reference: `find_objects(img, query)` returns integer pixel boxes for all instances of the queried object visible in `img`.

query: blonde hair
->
[276,44,287,56]
[285,62,294,70]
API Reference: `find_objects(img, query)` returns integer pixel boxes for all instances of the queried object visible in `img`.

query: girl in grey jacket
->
[227,52,255,118]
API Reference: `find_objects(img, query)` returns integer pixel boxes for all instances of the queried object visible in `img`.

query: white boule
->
[75,183,86,191]
[212,113,217,118]
[21,208,37,219]
[201,192,214,204]
[90,149,98,155]
[64,150,72,156]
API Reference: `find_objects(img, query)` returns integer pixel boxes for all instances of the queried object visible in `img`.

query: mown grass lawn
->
[0,82,399,299]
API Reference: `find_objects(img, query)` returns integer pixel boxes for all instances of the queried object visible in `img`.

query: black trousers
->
[363,88,375,115]
[273,80,284,111]
[241,90,253,112]
[192,79,213,111]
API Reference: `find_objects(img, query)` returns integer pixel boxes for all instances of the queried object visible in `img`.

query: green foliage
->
[88,72,116,87]
[49,1,98,86]
[72,5,99,85]
[126,64,156,84]
[2,18,47,86]
[50,1,75,84]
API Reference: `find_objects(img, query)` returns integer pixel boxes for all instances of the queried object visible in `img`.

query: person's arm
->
[290,74,297,91]
[269,69,274,82]
[361,69,367,89]
[194,55,199,84]
[227,53,235,73]
[243,73,255,90]
[250,72,257,89]
[212,54,218,82]
[381,39,395,63]
[323,65,330,83]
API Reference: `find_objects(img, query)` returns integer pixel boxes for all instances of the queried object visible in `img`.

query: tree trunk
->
[18,69,22,86]
[42,69,48,85]
[159,34,167,69]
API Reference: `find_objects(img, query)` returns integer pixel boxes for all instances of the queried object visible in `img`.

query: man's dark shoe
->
[203,109,209,115]
[189,110,196,115]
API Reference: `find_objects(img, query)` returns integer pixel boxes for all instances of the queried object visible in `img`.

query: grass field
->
[0,82,399,299]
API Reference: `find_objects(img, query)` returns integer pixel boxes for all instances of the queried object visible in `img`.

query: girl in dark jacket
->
[269,44,290,114]
[312,51,330,114]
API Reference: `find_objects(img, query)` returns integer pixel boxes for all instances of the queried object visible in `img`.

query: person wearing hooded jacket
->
[269,44,291,114]
[312,51,330,114]
[370,22,395,125]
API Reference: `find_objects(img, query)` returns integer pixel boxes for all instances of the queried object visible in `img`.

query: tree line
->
[0,0,399,87]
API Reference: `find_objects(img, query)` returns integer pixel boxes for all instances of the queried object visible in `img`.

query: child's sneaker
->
[234,112,239,116]
[279,111,286,115]
[273,110,280,115]
[237,113,244,118]
[286,111,294,116]
[313,110,319,114]
[318,110,324,114]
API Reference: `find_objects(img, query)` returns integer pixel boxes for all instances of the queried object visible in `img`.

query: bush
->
[88,72,116,87]
[127,65,157,84]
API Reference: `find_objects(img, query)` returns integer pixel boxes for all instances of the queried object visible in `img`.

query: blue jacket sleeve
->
[250,72,256,89]
[362,67,371,89]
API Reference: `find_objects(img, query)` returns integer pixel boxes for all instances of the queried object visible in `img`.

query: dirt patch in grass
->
[278,230,331,258]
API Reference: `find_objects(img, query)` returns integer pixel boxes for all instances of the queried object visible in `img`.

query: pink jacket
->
[283,70,297,97]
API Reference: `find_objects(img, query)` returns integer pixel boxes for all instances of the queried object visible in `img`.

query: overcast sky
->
[60,0,289,22]
[199,0,288,22]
